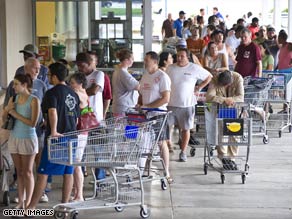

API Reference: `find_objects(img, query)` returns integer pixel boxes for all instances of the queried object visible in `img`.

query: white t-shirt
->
[166,62,211,107]
[86,70,104,122]
[139,69,171,110]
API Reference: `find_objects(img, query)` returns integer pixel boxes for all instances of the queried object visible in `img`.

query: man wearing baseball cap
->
[15,44,50,88]
[173,10,186,38]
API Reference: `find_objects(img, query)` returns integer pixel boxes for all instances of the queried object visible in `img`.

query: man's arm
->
[195,74,212,93]
[257,60,262,77]
[48,108,61,137]
[144,90,170,108]
[206,82,226,104]
[86,83,101,96]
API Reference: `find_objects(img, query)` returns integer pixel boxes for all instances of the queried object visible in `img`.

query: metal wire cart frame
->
[49,117,156,219]
[263,70,292,137]
[203,103,252,184]
[244,76,273,144]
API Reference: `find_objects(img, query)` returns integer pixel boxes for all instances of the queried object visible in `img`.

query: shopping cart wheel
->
[241,174,246,184]
[190,148,196,157]
[70,211,78,219]
[54,211,66,219]
[161,179,167,190]
[115,206,124,212]
[196,124,200,132]
[220,175,225,184]
[140,207,150,218]
[204,164,208,175]
[279,131,282,138]
[3,191,10,206]
[263,136,269,144]
[289,125,292,133]
[245,164,250,174]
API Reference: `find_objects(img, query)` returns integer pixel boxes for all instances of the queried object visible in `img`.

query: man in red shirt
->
[248,17,260,40]
[234,28,262,78]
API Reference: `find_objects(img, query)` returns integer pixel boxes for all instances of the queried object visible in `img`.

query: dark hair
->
[183,20,190,28]
[48,62,68,82]
[260,42,272,55]
[207,41,216,50]
[208,15,217,24]
[58,58,68,65]
[207,24,216,31]
[218,70,233,86]
[76,52,93,64]
[278,29,288,41]
[235,25,245,33]
[213,7,218,11]
[115,48,133,62]
[237,18,245,25]
[252,17,259,23]
[159,52,171,68]
[69,72,87,89]
[176,47,189,55]
[14,74,33,91]
[145,51,159,62]
[197,16,203,24]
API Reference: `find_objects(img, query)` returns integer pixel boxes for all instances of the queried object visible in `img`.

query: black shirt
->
[42,84,80,137]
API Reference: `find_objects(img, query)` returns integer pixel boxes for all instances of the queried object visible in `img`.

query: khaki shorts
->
[8,135,38,155]
[167,106,195,130]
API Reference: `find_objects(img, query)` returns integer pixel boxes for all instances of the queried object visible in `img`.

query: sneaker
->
[13,197,19,203]
[179,151,187,162]
[45,183,52,192]
[39,193,49,203]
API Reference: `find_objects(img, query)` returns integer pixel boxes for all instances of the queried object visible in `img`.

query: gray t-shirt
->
[112,67,139,114]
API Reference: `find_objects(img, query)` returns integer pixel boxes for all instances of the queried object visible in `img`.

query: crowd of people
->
[1,6,292,214]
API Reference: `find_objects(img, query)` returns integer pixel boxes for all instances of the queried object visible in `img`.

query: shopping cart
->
[49,117,154,219]
[188,102,210,157]
[262,70,292,137]
[244,76,273,144]
[126,108,171,190]
[0,140,13,206]
[203,103,252,184]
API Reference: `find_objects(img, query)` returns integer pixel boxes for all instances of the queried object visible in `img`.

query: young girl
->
[3,74,40,209]
[69,72,89,202]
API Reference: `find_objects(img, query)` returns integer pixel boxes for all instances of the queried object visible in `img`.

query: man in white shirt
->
[138,51,173,182]
[76,52,104,122]
[166,48,212,162]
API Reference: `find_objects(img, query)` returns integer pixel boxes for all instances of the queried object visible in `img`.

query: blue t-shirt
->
[173,18,183,38]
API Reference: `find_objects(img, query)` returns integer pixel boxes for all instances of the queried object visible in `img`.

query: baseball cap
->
[19,44,39,55]
[267,27,276,32]
[176,38,187,48]
[179,11,186,15]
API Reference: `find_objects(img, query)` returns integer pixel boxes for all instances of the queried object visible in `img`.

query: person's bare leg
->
[26,173,48,209]
[181,129,190,153]
[11,154,25,209]
[73,167,84,201]
[21,154,36,208]
[159,141,170,177]
[62,174,73,203]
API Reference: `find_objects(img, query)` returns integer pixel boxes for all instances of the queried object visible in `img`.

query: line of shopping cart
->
[244,76,274,144]
[50,110,169,219]
[203,103,252,184]
[262,69,292,137]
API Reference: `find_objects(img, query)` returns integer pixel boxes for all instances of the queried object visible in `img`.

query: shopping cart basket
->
[126,108,171,191]
[49,116,154,219]
[203,103,252,184]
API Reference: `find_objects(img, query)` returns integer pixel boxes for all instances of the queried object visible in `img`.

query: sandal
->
[166,177,174,184]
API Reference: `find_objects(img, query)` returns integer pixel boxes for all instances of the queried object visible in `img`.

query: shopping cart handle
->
[140,107,168,112]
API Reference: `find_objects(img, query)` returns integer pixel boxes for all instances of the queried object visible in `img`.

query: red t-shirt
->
[103,74,112,100]
[248,25,259,40]
[235,42,261,77]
